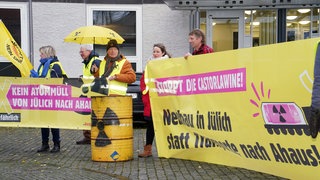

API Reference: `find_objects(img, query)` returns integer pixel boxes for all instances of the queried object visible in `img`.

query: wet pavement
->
[0,127,286,179]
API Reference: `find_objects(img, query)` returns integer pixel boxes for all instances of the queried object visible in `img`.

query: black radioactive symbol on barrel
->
[273,105,286,123]
[91,107,120,147]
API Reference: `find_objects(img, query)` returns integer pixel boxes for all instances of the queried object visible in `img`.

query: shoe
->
[50,142,60,153]
[138,144,152,158]
[76,138,91,145]
[309,107,320,138]
[37,144,49,153]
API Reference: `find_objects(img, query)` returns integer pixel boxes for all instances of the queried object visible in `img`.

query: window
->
[245,10,277,46]
[0,9,21,45]
[311,8,319,38]
[286,8,316,41]
[87,5,142,72]
[0,2,28,76]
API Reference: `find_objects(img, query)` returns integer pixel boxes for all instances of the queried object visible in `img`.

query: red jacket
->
[140,72,151,117]
[192,44,213,55]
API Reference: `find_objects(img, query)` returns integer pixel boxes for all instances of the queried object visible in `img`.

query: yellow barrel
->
[91,138,133,161]
[91,96,133,162]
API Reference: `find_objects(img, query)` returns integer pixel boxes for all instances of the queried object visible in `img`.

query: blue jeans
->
[41,128,60,143]
[311,42,320,109]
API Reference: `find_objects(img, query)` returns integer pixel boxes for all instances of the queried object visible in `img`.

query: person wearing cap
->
[76,44,101,145]
[96,39,136,96]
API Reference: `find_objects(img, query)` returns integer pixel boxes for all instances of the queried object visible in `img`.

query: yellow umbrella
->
[64,25,125,45]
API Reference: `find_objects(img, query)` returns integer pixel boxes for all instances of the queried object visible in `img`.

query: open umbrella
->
[64,25,125,45]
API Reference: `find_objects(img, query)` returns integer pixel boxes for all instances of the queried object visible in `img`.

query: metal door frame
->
[206,10,245,50]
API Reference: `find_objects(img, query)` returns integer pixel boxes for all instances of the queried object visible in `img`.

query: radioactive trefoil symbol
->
[91,107,120,147]
[273,105,286,123]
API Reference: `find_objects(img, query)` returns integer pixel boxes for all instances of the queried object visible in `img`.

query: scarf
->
[37,57,56,78]
[102,53,121,78]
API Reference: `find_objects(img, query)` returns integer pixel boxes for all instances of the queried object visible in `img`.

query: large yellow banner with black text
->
[0,77,104,130]
[147,38,320,179]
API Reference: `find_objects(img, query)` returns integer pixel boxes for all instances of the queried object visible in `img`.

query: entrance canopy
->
[163,0,320,10]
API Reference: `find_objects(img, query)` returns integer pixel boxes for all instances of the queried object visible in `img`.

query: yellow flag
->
[0,19,33,77]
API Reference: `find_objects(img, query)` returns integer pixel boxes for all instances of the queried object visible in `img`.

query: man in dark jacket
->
[76,44,101,145]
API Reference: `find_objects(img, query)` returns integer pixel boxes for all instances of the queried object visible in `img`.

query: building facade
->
[0,0,189,77]
[0,0,320,77]
[164,0,320,51]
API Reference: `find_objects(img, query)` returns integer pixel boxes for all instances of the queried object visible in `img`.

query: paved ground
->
[0,126,286,180]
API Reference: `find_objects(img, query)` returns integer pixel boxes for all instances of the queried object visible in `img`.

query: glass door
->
[206,10,244,52]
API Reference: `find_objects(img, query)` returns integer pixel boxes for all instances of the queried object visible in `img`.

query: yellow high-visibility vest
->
[82,56,101,79]
[99,59,127,95]
[39,61,67,78]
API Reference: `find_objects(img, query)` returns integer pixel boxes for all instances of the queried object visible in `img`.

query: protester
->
[31,45,67,153]
[184,29,213,59]
[309,45,320,138]
[76,44,101,145]
[97,39,136,96]
[138,43,171,158]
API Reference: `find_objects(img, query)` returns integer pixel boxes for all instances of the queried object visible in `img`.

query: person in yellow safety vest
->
[92,39,136,96]
[33,45,67,153]
[79,44,101,79]
[76,44,102,145]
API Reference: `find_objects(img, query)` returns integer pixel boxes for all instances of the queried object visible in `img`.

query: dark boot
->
[37,143,49,153]
[76,138,91,145]
[50,142,60,153]
[309,107,320,138]
[76,130,91,145]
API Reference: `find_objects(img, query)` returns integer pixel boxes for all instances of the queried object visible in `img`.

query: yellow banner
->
[0,77,104,130]
[0,20,33,77]
[147,38,320,179]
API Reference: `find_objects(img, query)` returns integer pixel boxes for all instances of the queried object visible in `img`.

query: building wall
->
[32,2,86,77]
[31,2,190,77]
[141,4,189,68]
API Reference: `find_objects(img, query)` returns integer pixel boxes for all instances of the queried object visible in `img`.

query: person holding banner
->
[97,39,136,96]
[138,43,171,158]
[184,29,213,59]
[76,44,101,145]
[32,45,67,153]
